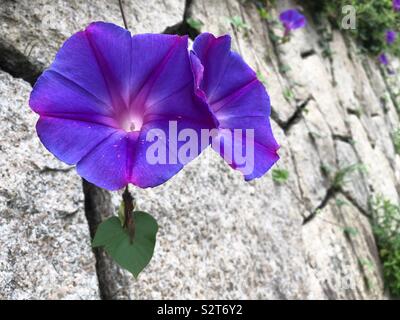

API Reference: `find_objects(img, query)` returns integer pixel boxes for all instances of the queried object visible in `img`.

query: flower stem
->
[122,185,135,243]
[118,0,129,30]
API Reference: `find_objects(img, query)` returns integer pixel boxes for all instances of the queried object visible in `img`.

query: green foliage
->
[257,71,267,86]
[279,64,291,74]
[303,0,400,57]
[229,16,249,31]
[371,196,400,297]
[186,17,203,32]
[320,163,365,189]
[272,168,289,184]
[258,7,269,20]
[283,87,294,102]
[92,213,158,278]
[343,226,359,237]
[358,258,375,271]
[332,163,366,190]
[335,198,348,208]
[320,163,332,177]
[392,128,400,155]
[348,107,363,118]
[269,31,281,45]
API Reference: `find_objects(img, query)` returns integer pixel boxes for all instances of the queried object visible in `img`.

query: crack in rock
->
[0,43,128,298]
[303,187,371,226]
[82,180,132,300]
[39,166,74,174]
[332,134,355,145]
[301,49,316,59]
[0,41,42,85]
[272,95,313,132]
[340,190,371,219]
[163,0,199,39]
[302,186,336,225]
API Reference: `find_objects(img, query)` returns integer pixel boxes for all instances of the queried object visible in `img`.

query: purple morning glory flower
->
[190,33,280,180]
[379,53,389,66]
[29,22,214,190]
[386,30,397,45]
[394,0,400,11]
[279,9,307,36]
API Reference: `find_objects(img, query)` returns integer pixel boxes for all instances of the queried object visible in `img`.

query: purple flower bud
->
[279,9,307,36]
[379,53,389,66]
[386,30,397,45]
[394,0,400,12]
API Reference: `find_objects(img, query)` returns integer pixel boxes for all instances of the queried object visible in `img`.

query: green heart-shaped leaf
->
[92,212,158,278]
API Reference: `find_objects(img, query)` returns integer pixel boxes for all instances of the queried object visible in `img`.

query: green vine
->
[303,0,400,56]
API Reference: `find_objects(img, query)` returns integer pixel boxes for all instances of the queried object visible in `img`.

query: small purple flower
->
[393,0,400,11]
[29,22,214,190]
[190,33,280,180]
[279,9,307,36]
[379,53,389,66]
[386,30,397,45]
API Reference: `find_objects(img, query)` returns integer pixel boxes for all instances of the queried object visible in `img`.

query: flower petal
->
[36,116,118,165]
[77,131,138,190]
[30,22,134,128]
[30,25,219,190]
[144,78,216,128]
[84,22,133,112]
[30,69,114,119]
[48,24,118,112]
[125,34,216,188]
[189,51,206,100]
[129,35,189,111]
[279,9,306,30]
[131,97,215,188]
[192,33,279,180]
[192,34,256,106]
[212,128,279,180]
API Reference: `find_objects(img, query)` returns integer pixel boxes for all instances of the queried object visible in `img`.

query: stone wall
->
[0,0,399,299]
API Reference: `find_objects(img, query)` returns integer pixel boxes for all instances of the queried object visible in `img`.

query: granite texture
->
[1,0,399,299]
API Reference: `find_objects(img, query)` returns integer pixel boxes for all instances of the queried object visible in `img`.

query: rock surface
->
[0,71,99,299]
[0,0,185,77]
[1,0,399,299]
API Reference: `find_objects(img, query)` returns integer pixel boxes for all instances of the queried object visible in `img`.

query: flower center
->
[120,114,143,132]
